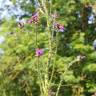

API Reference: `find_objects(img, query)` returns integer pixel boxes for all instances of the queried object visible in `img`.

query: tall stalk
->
[36,0,56,95]
[55,58,83,96]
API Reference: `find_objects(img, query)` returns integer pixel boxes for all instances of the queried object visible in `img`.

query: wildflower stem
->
[49,0,52,15]
[56,58,80,96]
[50,18,57,83]
[35,24,38,47]
[38,1,52,95]
[56,79,63,96]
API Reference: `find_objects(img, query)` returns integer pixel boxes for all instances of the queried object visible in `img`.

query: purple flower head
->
[27,12,39,24]
[35,48,44,57]
[54,23,65,32]
[58,24,65,32]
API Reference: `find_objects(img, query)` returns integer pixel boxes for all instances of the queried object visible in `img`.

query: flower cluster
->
[27,12,39,24]
[18,11,65,57]
[18,12,39,28]
[54,23,65,32]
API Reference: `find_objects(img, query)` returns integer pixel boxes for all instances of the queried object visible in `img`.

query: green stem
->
[55,59,79,96]
[35,24,38,48]
[50,18,58,83]
[55,79,63,96]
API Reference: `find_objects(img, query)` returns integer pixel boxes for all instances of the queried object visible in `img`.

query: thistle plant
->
[0,0,96,96]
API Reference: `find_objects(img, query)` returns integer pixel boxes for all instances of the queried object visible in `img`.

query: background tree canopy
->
[0,0,96,96]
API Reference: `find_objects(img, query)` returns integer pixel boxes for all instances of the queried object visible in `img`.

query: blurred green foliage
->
[0,0,96,96]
